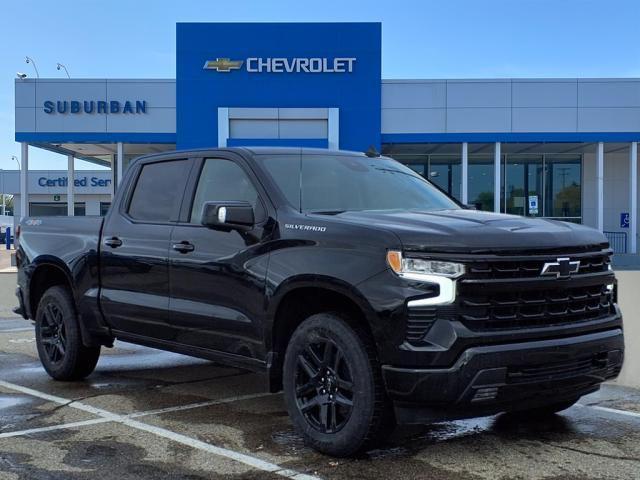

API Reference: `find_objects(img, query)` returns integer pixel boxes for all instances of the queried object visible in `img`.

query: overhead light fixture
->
[56,62,70,78]
[25,56,39,78]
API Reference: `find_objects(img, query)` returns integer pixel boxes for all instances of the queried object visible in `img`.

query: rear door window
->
[128,160,190,222]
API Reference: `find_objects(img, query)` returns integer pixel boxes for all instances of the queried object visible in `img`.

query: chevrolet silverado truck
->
[15,147,624,456]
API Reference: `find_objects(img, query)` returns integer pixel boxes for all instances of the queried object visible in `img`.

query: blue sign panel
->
[176,23,382,151]
[621,212,630,228]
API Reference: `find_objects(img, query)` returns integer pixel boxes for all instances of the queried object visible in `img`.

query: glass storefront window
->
[100,202,111,216]
[382,148,462,202]
[30,203,86,216]
[383,143,583,222]
[468,155,494,212]
[429,155,461,200]
[545,155,581,221]
[502,155,544,217]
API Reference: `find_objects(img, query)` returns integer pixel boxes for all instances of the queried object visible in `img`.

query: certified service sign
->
[204,57,356,73]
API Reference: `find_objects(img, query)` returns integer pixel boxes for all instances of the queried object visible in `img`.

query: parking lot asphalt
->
[1,277,640,479]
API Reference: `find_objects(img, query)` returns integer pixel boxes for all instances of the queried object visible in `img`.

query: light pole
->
[25,56,39,78]
[11,156,20,217]
[56,63,70,78]
[1,169,4,216]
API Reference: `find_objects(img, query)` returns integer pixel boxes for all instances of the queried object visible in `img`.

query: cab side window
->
[190,158,265,224]
[128,160,189,222]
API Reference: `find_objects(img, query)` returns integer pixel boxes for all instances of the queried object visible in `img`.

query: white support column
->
[1,170,5,216]
[630,141,638,254]
[116,142,124,187]
[328,108,340,150]
[67,155,75,216]
[461,142,468,204]
[597,142,604,231]
[494,142,501,213]
[218,108,229,147]
[20,143,28,219]
[110,155,116,200]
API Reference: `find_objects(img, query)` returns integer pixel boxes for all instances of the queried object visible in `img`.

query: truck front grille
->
[458,283,614,331]
[466,252,611,279]
[404,249,617,342]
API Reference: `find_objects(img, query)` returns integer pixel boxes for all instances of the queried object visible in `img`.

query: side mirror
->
[201,201,255,231]
[463,203,477,210]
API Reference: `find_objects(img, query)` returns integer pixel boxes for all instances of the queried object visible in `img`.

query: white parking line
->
[0,380,320,480]
[117,417,318,480]
[128,391,275,418]
[0,418,112,439]
[578,403,640,419]
[0,392,274,439]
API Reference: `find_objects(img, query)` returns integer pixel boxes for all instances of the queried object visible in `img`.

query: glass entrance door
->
[502,154,581,222]
[503,155,544,217]
[544,155,582,222]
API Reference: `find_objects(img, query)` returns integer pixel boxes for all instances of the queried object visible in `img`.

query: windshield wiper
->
[373,167,416,177]
[309,210,347,215]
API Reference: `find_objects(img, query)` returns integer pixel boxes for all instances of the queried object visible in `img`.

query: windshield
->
[260,154,460,213]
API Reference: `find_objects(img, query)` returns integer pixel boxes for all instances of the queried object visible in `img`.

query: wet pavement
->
[1,315,639,479]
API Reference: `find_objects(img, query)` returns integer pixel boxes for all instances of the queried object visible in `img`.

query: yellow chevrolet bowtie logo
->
[203,58,244,72]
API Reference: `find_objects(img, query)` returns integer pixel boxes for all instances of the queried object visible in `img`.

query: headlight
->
[386,251,465,279]
[386,251,463,307]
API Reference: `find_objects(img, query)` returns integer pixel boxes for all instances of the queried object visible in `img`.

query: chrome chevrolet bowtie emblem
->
[203,58,244,72]
[540,257,580,279]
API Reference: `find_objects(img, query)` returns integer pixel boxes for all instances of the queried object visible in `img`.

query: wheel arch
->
[267,276,379,392]
[27,257,76,320]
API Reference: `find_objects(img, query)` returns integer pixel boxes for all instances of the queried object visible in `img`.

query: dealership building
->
[13,22,640,253]
[0,170,112,221]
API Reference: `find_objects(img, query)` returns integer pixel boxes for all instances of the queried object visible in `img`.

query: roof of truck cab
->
[238,147,368,156]
[131,147,373,165]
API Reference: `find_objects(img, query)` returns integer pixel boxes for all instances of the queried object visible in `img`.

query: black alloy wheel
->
[35,286,101,381]
[39,302,67,364]
[294,338,354,434]
[283,312,395,456]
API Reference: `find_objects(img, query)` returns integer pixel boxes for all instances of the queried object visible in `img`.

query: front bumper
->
[382,328,624,423]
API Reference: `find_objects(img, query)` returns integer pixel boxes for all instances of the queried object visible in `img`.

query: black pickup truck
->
[15,147,624,456]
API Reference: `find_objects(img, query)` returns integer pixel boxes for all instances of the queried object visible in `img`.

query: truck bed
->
[18,216,104,265]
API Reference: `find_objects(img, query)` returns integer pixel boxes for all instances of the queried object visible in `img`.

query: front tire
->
[282,312,394,457]
[35,286,101,380]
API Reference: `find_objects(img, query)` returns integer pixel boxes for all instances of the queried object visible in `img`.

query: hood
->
[324,209,607,253]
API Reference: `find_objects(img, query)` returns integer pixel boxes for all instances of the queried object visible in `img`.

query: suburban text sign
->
[43,100,147,115]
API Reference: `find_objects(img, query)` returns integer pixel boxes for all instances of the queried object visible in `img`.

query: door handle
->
[104,237,123,248]
[172,241,195,253]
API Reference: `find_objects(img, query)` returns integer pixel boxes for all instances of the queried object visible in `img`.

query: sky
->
[1,0,638,171]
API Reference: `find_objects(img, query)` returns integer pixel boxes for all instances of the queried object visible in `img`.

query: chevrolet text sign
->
[204,57,356,73]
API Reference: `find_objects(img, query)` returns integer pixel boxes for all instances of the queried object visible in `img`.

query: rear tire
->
[35,286,100,381]
[282,312,394,457]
